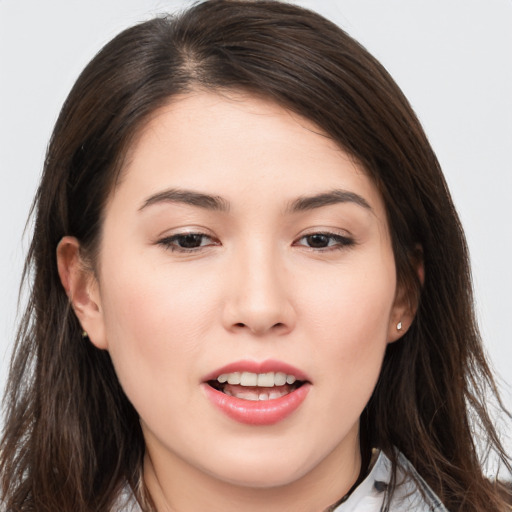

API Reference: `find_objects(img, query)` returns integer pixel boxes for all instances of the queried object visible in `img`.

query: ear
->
[56,236,108,350]
[387,248,424,343]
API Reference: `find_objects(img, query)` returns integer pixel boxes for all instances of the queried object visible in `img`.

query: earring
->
[81,330,89,339]
[396,321,403,331]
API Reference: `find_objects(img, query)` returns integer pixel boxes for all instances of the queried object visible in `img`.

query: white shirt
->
[333,451,448,511]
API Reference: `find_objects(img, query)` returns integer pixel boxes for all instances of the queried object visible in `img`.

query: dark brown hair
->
[1,1,510,510]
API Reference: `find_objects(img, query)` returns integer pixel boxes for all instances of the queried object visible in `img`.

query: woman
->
[0,1,510,510]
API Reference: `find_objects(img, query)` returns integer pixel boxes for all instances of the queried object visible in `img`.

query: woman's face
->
[79,92,407,492]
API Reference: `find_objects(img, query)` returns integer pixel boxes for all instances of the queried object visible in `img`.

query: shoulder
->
[392,451,448,511]
[334,450,448,512]
[110,485,143,512]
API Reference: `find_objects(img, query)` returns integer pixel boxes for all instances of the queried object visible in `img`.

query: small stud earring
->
[396,321,403,331]
[81,330,89,339]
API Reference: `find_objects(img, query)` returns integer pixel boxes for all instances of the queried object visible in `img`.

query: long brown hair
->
[1,1,510,510]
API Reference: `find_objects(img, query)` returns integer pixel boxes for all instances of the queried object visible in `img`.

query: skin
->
[57,91,416,512]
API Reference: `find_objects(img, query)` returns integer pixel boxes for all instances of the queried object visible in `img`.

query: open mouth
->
[207,371,305,401]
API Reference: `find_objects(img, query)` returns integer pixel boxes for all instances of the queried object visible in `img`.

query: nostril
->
[234,322,284,329]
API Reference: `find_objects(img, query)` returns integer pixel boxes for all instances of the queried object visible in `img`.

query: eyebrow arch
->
[287,189,372,213]
[139,188,230,212]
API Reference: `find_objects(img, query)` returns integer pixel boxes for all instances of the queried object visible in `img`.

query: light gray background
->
[1,0,511,460]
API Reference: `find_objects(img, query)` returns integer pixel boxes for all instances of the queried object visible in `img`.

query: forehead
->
[111,91,386,218]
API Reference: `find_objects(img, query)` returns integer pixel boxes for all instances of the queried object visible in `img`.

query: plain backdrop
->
[1,0,511,460]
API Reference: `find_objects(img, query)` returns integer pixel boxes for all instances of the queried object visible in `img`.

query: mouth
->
[207,371,305,401]
[202,361,311,425]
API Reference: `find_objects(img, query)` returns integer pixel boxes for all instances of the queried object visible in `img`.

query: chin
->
[211,463,307,489]
[198,444,325,489]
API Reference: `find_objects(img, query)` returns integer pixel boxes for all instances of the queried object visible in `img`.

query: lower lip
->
[203,383,310,425]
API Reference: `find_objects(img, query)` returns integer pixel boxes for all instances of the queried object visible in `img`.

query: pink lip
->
[202,359,311,383]
[202,359,311,426]
[203,383,310,425]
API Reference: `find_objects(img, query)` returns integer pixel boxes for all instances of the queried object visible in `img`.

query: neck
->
[143,430,362,512]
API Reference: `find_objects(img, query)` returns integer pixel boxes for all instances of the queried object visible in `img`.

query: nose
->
[222,244,296,336]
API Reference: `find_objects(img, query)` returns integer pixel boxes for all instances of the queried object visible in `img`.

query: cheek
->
[302,257,396,345]
[299,259,395,408]
[97,257,220,393]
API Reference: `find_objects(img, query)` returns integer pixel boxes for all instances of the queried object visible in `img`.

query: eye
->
[157,232,218,252]
[294,232,354,250]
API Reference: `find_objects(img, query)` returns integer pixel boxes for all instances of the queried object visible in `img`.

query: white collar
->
[333,451,448,512]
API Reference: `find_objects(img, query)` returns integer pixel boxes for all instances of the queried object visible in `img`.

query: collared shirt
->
[113,451,448,511]
[332,451,448,511]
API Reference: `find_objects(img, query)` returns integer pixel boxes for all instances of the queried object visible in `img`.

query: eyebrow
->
[287,190,372,213]
[139,187,371,214]
[139,188,230,212]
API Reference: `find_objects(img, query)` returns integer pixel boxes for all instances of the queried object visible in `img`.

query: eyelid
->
[292,229,356,251]
[156,229,220,253]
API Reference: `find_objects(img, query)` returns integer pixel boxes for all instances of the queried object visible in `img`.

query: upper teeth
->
[217,371,297,387]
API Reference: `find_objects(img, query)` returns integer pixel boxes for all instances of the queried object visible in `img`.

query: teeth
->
[257,372,275,387]
[227,372,241,385]
[224,387,291,401]
[240,372,258,386]
[216,371,299,387]
[274,372,287,386]
[286,375,296,385]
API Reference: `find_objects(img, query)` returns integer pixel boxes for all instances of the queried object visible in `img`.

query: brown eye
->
[158,232,218,252]
[295,232,354,250]
[305,234,330,248]
[175,234,205,248]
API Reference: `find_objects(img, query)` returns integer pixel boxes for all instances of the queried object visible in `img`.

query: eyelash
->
[157,233,219,252]
[157,231,354,253]
[293,232,355,251]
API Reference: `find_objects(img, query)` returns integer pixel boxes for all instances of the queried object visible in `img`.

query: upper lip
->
[202,359,310,383]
